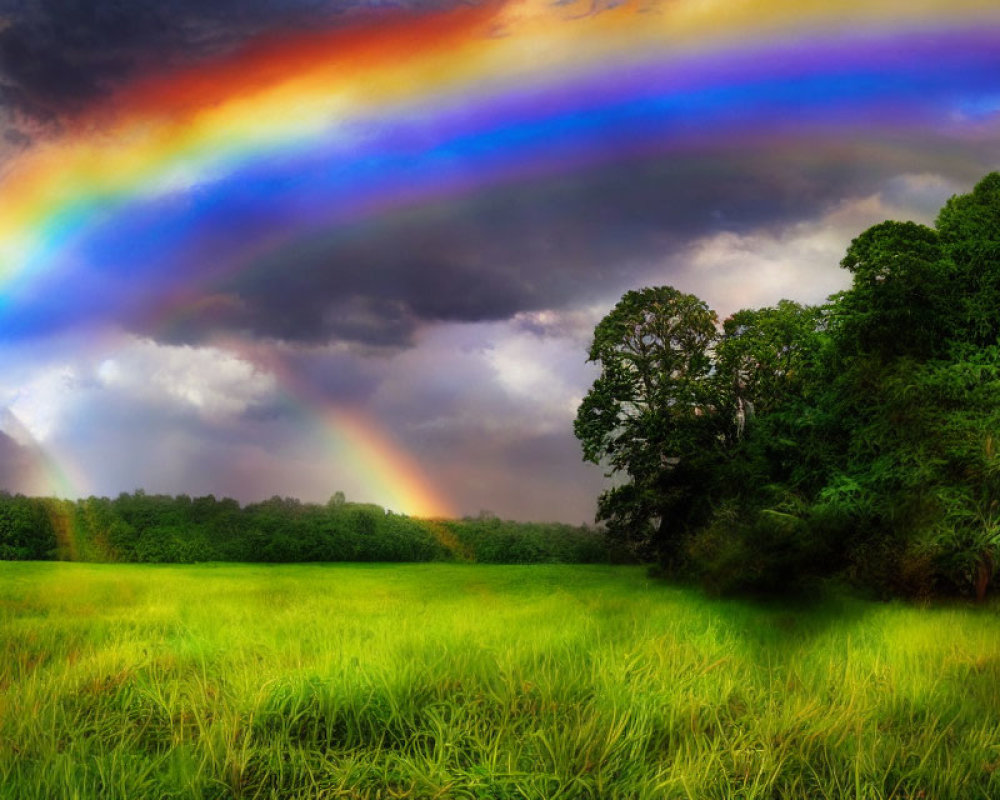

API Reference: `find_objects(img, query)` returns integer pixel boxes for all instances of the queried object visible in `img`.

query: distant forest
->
[0,491,611,565]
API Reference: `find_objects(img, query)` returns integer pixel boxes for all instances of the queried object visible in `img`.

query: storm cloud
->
[143,141,996,347]
[0,0,471,134]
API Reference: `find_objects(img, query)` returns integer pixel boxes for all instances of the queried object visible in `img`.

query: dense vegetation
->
[575,172,1000,600]
[2,562,998,799]
[0,490,610,565]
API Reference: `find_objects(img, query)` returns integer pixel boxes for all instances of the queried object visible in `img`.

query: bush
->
[687,500,835,596]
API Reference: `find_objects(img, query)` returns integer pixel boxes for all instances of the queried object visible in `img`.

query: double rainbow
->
[1,0,998,511]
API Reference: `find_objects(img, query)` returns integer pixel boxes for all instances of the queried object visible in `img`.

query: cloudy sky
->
[0,0,998,521]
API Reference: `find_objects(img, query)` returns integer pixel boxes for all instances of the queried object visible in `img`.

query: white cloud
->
[96,338,277,420]
[486,326,592,429]
[3,364,80,442]
[0,333,278,446]
[681,225,851,317]
[369,317,598,442]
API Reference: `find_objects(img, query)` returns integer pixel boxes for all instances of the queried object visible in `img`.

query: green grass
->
[1,563,999,799]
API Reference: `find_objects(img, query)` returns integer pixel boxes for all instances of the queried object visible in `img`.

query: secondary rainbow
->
[1,0,999,511]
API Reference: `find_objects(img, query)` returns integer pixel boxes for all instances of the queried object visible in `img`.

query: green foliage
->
[0,490,609,565]
[834,220,951,360]
[575,286,722,560]
[445,516,612,564]
[715,300,824,418]
[0,492,54,560]
[820,175,1000,598]
[687,492,834,596]
[578,172,1000,599]
[936,172,1000,347]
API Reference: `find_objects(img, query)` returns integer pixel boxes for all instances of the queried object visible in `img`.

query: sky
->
[0,0,998,522]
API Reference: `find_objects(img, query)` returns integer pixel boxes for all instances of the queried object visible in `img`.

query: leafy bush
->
[687,497,836,596]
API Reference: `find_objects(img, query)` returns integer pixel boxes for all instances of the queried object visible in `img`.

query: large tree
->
[574,286,720,561]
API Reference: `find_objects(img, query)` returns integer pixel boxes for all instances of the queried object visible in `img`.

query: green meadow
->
[2,563,999,799]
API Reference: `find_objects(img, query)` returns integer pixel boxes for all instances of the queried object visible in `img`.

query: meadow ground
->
[1,563,999,799]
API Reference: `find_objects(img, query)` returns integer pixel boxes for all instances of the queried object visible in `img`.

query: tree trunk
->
[975,551,994,604]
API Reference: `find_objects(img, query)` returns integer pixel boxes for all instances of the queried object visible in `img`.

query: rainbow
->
[241,345,455,518]
[1,0,999,510]
[1,1,999,315]
[0,410,85,498]
[312,406,455,519]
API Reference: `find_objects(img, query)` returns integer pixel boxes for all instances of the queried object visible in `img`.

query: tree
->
[574,286,720,562]
[715,300,824,421]
[0,493,54,560]
[936,172,1000,347]
[691,301,836,592]
[575,173,1000,599]
[883,346,1000,601]
[832,220,953,362]
[813,173,1000,599]
[714,300,830,493]
[328,491,346,508]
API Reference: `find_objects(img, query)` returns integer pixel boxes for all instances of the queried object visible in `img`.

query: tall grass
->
[1,562,999,799]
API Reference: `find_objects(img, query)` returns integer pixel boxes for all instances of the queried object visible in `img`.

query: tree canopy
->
[576,172,1000,600]
[574,286,720,560]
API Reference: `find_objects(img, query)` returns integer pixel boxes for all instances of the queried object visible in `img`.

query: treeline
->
[0,490,612,565]
[575,173,1000,601]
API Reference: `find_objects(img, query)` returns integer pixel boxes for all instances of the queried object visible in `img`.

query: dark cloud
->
[149,140,1000,347]
[0,129,994,350]
[2,125,29,145]
[0,0,478,131]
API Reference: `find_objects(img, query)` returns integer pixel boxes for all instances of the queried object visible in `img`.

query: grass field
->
[1,563,999,799]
